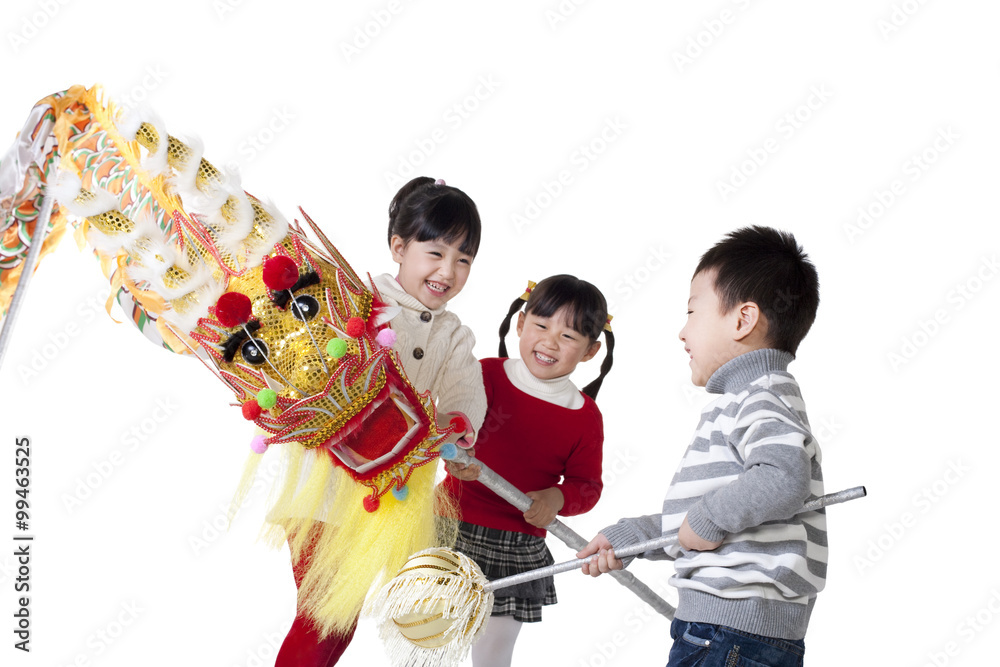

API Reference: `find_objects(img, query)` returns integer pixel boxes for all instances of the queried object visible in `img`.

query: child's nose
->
[438,262,455,279]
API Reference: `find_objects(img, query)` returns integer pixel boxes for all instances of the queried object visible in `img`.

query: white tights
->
[471,615,523,667]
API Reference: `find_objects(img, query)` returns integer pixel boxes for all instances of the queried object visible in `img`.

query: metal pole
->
[441,443,677,618]
[0,194,55,373]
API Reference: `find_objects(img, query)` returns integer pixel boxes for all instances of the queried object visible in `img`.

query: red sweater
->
[441,357,604,537]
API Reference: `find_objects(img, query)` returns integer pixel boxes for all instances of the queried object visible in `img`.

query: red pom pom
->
[363,495,380,513]
[242,401,262,420]
[262,255,299,291]
[346,317,366,338]
[215,292,253,327]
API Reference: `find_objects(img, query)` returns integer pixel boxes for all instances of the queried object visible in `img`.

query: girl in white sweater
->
[275,176,486,666]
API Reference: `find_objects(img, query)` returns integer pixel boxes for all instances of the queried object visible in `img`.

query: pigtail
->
[498,294,525,357]
[581,329,614,400]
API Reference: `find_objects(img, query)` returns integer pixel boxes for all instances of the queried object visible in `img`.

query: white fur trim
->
[158,277,226,333]
[168,135,205,201]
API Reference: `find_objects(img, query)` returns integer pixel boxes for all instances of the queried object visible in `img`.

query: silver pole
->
[484,485,867,592]
[442,444,676,618]
[0,194,55,373]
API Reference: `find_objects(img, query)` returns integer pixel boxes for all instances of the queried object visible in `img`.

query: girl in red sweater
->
[443,274,614,667]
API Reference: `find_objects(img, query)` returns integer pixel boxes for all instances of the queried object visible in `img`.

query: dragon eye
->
[291,295,320,322]
[240,338,269,365]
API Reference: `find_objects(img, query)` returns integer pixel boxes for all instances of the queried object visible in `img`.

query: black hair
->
[498,274,614,400]
[694,225,819,356]
[387,177,481,258]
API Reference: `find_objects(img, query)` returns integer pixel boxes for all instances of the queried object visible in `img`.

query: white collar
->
[503,358,584,409]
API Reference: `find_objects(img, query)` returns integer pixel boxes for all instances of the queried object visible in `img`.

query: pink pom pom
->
[215,292,253,327]
[346,317,365,338]
[375,328,397,348]
[250,435,268,454]
[262,255,299,291]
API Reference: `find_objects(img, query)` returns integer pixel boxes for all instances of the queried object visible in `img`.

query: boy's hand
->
[577,534,623,577]
[679,515,724,551]
[444,447,481,481]
[523,487,564,527]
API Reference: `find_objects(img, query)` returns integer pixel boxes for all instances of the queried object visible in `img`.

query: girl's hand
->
[444,447,481,481]
[679,514,723,551]
[523,487,564,527]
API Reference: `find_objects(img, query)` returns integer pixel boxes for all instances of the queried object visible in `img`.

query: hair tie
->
[519,280,536,302]
[434,178,446,185]
[604,314,613,333]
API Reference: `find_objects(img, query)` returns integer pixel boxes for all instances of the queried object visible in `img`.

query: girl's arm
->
[554,405,604,517]
[431,322,487,436]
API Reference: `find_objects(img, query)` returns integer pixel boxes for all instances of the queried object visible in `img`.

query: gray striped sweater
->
[603,348,826,640]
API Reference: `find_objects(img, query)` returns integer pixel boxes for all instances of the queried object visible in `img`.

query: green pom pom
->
[326,338,348,359]
[257,388,278,409]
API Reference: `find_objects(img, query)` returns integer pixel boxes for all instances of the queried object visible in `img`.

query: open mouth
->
[324,381,430,476]
[425,280,450,295]
[533,351,557,365]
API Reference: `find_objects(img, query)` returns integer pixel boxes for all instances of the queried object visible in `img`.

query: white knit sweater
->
[372,273,487,433]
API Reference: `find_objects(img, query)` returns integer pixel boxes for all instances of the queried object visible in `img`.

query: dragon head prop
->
[0,85,466,514]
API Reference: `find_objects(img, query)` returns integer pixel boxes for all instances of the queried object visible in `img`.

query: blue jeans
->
[666,619,805,667]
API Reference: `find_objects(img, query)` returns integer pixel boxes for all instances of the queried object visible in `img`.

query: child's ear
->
[733,302,761,341]
[515,311,526,336]
[582,339,602,362]
[389,235,407,263]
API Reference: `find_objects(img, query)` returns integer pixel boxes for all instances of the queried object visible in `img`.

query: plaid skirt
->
[455,521,557,623]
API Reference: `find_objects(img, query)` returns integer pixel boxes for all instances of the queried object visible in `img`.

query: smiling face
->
[516,307,601,381]
[390,236,472,310]
[678,269,741,387]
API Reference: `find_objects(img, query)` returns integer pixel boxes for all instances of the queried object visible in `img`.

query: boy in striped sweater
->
[579,227,824,667]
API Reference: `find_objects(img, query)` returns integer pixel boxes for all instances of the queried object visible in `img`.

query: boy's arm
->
[578,513,672,576]
[685,392,814,544]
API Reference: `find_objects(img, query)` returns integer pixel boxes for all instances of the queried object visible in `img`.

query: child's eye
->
[686,310,693,315]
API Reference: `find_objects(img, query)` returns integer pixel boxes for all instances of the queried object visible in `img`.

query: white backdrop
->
[1,1,997,666]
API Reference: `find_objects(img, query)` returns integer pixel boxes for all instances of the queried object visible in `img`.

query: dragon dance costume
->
[0,85,469,661]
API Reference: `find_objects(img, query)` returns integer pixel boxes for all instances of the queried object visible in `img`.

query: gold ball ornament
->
[380,547,492,653]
